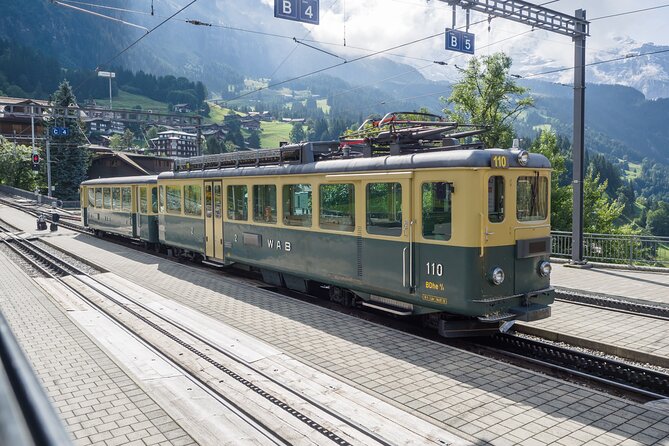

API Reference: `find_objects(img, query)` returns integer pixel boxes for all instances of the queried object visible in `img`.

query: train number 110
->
[426,262,443,277]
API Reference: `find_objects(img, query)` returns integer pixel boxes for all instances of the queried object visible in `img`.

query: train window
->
[227,185,248,220]
[517,175,548,221]
[139,187,148,214]
[95,188,102,208]
[166,185,182,214]
[158,186,165,214]
[422,182,452,241]
[112,188,121,211]
[121,187,131,211]
[488,176,505,223]
[214,184,221,218]
[87,188,95,208]
[320,183,355,232]
[184,185,202,216]
[366,182,402,236]
[283,184,312,227]
[253,185,277,223]
[103,188,111,209]
[151,187,158,213]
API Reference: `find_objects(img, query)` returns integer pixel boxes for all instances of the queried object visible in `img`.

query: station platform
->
[0,250,197,446]
[1,204,667,446]
[517,263,669,366]
[551,263,669,306]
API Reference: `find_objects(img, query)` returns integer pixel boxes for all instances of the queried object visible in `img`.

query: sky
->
[258,0,669,83]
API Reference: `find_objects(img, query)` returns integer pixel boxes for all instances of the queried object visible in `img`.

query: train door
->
[204,180,224,259]
[362,177,415,295]
[135,186,142,238]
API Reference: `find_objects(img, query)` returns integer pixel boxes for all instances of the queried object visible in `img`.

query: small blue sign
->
[275,0,319,25]
[51,127,69,137]
[445,28,475,55]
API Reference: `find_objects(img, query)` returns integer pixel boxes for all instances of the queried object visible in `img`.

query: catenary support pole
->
[571,8,587,265]
[46,139,52,198]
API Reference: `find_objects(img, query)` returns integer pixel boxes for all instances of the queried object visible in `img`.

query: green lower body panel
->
[86,209,134,238]
[222,223,554,320]
[159,214,205,254]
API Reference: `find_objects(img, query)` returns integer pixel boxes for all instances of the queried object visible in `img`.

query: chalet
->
[173,103,192,113]
[87,146,174,178]
[0,96,50,143]
[239,115,261,130]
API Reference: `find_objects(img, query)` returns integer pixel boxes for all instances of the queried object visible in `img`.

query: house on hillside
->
[0,96,50,143]
[173,103,192,113]
[281,118,306,124]
[87,146,174,178]
[150,130,200,157]
[239,115,261,130]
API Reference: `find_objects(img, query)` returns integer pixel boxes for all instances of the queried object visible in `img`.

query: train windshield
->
[517,174,548,221]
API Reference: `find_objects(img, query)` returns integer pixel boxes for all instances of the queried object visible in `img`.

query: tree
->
[646,201,669,236]
[530,130,571,230]
[44,80,90,201]
[247,130,261,149]
[289,122,306,143]
[583,168,625,234]
[442,52,533,149]
[0,137,38,191]
[121,128,135,149]
[204,136,224,154]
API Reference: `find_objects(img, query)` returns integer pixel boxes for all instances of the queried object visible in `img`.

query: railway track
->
[0,228,397,446]
[3,197,669,404]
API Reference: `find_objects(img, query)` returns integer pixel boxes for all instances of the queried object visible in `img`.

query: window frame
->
[184,184,203,217]
[282,183,312,228]
[226,184,248,221]
[421,181,453,241]
[365,182,403,237]
[488,175,505,223]
[319,183,355,232]
[252,184,277,224]
[165,185,182,215]
[516,174,549,222]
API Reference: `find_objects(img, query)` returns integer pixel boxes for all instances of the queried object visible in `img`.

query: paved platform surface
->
[518,264,669,364]
[11,236,666,441]
[0,250,197,446]
[551,263,669,306]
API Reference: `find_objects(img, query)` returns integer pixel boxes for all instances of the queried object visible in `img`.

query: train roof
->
[81,175,158,186]
[158,148,551,181]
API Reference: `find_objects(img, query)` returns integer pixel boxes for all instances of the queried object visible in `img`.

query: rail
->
[551,230,669,267]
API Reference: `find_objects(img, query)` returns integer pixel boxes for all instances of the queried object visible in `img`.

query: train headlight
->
[489,267,505,285]
[538,261,552,277]
[517,150,530,166]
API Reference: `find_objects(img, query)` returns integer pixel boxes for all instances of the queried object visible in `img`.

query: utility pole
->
[46,139,52,198]
[440,0,590,265]
[97,71,116,110]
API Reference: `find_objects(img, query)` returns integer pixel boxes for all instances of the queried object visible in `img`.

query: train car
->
[149,114,554,336]
[80,175,159,244]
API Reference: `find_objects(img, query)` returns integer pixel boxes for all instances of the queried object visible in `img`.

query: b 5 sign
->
[445,29,475,55]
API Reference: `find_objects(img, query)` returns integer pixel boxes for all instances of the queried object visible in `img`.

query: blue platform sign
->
[51,127,69,137]
[445,28,475,55]
[275,0,319,25]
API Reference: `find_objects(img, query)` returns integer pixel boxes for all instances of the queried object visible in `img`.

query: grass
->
[260,121,294,148]
[317,99,330,114]
[205,102,235,124]
[95,89,169,112]
[623,161,642,180]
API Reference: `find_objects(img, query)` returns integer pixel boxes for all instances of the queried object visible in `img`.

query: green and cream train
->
[81,122,554,336]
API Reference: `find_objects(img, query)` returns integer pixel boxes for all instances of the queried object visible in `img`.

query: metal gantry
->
[439,0,590,265]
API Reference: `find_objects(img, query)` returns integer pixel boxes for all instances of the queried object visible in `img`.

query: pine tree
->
[45,80,90,200]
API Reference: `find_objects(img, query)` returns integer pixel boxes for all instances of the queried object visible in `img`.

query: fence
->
[552,231,669,267]
[0,185,80,209]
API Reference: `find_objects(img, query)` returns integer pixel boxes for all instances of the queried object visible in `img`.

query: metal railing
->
[552,231,669,267]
